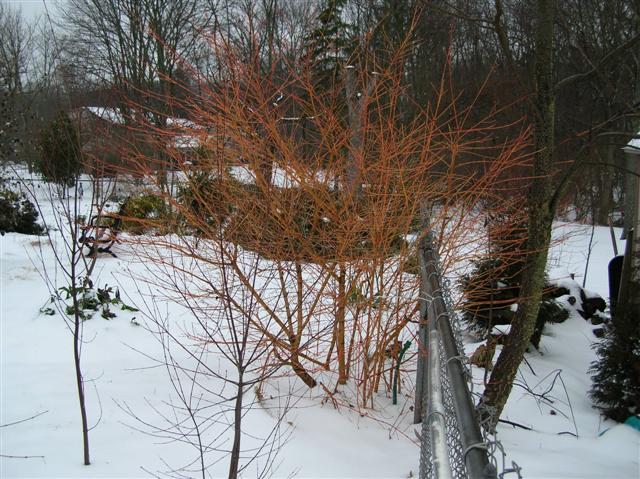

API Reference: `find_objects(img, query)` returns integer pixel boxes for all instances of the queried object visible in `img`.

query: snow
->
[464,222,639,479]
[166,117,199,130]
[85,107,126,124]
[172,134,201,149]
[547,221,619,296]
[85,107,198,131]
[84,107,204,150]
[1,175,639,479]
[2,231,420,477]
[0,174,420,478]
[229,163,337,189]
[624,130,640,153]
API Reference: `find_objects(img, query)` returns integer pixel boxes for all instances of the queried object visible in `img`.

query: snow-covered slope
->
[1,182,638,478]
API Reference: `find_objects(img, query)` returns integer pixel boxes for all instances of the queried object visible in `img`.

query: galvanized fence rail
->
[415,231,518,479]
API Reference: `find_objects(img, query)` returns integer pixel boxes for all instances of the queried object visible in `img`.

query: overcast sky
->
[2,0,61,23]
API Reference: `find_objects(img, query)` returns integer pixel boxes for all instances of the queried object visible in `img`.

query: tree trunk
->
[344,66,377,198]
[72,292,91,466]
[480,0,556,430]
[345,66,362,197]
[479,212,552,428]
[287,263,317,388]
[336,265,347,385]
[228,376,244,479]
[291,351,317,388]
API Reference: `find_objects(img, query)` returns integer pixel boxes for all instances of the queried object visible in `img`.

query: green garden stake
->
[393,340,412,405]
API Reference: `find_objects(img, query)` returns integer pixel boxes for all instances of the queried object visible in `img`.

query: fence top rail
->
[418,231,500,479]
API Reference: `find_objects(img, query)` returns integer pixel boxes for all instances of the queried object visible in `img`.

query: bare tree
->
[0,3,32,94]
[61,0,209,120]
[16,110,117,465]
[0,2,34,164]
[125,227,293,479]
[19,175,115,466]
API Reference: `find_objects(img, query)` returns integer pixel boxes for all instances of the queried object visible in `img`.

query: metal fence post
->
[414,237,429,424]
[418,229,498,479]
[415,201,431,424]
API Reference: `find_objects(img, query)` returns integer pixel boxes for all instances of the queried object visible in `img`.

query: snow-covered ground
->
[1,176,639,478]
[483,222,639,479]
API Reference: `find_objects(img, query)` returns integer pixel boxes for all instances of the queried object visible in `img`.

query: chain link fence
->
[416,232,521,479]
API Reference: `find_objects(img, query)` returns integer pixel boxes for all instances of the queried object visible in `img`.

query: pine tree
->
[305,0,354,90]
[460,214,569,348]
[370,0,412,54]
[590,310,640,422]
[37,110,83,187]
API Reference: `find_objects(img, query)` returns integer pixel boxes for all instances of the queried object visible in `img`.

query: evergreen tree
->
[37,110,82,187]
[305,0,354,90]
[0,185,44,235]
[590,310,640,422]
[460,214,569,348]
[369,0,412,54]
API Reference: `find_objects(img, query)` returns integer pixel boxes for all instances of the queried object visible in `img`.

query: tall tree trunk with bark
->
[72,291,91,466]
[336,264,348,385]
[228,374,244,479]
[479,0,556,430]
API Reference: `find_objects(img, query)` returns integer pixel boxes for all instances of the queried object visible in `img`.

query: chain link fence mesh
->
[418,238,521,479]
